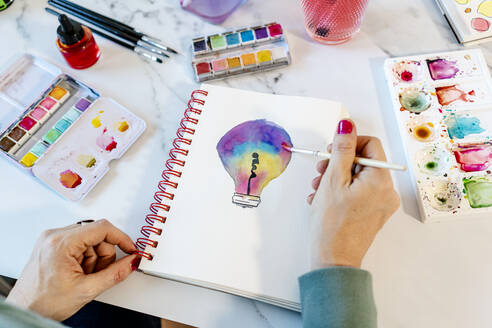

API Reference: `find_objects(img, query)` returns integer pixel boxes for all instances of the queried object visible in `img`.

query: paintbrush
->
[283,144,407,171]
[45,7,163,64]
[49,0,178,55]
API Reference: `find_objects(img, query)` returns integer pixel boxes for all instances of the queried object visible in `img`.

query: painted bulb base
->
[232,193,261,208]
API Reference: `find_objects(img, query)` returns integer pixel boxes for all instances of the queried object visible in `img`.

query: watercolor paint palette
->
[0,54,145,201]
[436,0,492,44]
[384,49,492,222]
[191,23,291,82]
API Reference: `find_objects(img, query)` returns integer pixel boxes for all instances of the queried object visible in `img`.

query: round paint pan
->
[423,179,461,212]
[415,145,451,175]
[399,87,432,113]
[392,60,423,83]
[407,116,439,142]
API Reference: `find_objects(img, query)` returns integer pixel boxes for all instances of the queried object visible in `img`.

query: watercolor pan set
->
[0,54,145,201]
[191,23,291,82]
[384,49,492,222]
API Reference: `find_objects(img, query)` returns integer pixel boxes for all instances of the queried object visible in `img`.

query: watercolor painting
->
[453,143,492,171]
[463,176,492,208]
[454,0,492,32]
[216,119,293,208]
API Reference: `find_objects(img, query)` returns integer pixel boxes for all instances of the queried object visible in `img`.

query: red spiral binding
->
[135,89,208,261]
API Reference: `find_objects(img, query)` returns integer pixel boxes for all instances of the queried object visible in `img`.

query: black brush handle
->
[45,7,136,50]
[48,0,141,44]
[52,0,141,37]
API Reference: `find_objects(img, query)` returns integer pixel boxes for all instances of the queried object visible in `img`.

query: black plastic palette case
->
[191,22,291,82]
[384,49,492,223]
[0,54,146,201]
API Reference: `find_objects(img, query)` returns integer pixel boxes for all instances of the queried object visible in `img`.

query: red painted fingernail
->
[131,256,141,271]
[337,120,353,134]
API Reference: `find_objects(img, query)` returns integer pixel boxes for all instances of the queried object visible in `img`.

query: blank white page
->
[140,84,346,306]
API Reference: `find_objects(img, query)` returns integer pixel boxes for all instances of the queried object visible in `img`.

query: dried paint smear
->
[427,59,459,80]
[116,121,129,132]
[463,177,492,208]
[435,85,474,106]
[454,143,492,172]
[91,116,101,128]
[59,170,82,188]
[96,128,117,151]
[445,113,484,139]
[76,154,96,168]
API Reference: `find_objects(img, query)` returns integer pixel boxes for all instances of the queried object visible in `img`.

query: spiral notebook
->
[136,84,347,311]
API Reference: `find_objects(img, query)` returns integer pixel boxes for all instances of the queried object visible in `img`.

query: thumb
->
[82,254,139,298]
[326,119,357,186]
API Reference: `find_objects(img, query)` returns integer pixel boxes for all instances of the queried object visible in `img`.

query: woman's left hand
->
[6,219,140,321]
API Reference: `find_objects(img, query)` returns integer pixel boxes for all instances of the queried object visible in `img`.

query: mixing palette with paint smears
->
[0,54,145,201]
[191,22,291,82]
[436,0,492,45]
[384,49,492,222]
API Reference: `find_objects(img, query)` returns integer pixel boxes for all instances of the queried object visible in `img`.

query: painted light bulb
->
[216,119,293,208]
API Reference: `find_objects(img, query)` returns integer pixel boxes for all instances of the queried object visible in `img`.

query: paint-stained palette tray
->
[384,49,492,222]
[436,0,492,44]
[0,54,145,201]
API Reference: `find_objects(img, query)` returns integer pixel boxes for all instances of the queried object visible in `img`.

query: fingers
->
[325,119,357,186]
[316,160,328,174]
[94,242,116,272]
[307,193,315,205]
[82,254,138,298]
[81,247,97,274]
[355,136,387,161]
[70,220,136,254]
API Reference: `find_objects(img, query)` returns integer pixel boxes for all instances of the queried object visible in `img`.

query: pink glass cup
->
[300,0,370,45]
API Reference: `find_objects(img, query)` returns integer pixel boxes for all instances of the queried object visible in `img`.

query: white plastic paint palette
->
[384,49,492,222]
[436,0,492,44]
[0,54,145,201]
[33,98,145,201]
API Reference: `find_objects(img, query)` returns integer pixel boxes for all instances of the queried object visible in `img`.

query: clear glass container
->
[300,0,369,45]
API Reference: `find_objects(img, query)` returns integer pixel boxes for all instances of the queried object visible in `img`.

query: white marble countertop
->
[3,0,492,327]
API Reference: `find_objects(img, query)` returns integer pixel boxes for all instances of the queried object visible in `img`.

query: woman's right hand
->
[307,119,400,270]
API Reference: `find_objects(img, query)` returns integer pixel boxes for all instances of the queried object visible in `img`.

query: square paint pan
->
[0,54,146,201]
[384,49,492,223]
[190,22,291,82]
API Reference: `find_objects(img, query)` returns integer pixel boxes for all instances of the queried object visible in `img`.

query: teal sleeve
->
[298,267,377,328]
[0,298,65,328]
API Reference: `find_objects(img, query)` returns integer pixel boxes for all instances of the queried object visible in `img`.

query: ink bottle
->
[56,14,100,69]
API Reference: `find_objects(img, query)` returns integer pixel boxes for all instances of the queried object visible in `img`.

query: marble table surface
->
[3,0,492,327]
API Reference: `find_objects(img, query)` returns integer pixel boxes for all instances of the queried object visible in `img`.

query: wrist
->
[310,242,362,270]
[5,288,31,310]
